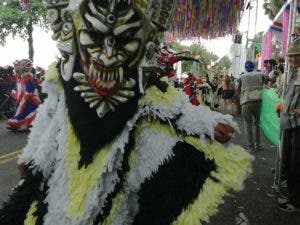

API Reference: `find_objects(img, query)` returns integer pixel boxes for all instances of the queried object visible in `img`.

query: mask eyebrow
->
[88,1,107,20]
[113,21,141,36]
[85,12,110,33]
[116,9,135,24]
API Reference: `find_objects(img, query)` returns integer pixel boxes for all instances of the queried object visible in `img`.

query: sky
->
[0,0,272,69]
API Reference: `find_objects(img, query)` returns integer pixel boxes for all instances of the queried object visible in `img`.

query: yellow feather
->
[65,115,111,219]
[24,201,38,225]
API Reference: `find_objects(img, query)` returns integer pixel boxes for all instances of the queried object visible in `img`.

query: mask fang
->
[138,66,144,94]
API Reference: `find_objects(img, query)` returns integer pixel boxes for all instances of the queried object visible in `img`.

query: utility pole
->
[253,0,259,61]
[245,0,253,61]
[254,0,258,36]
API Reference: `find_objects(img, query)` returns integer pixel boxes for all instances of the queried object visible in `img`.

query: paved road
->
[0,159,20,204]
[0,116,300,225]
[0,120,28,155]
[0,120,28,204]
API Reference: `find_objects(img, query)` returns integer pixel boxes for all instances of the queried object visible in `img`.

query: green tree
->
[263,0,286,20]
[170,42,218,76]
[0,0,48,61]
[216,56,231,70]
[189,43,218,66]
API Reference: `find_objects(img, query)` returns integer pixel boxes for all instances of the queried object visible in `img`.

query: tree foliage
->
[170,42,219,76]
[0,0,47,45]
[216,56,231,70]
[0,0,48,60]
[263,0,287,20]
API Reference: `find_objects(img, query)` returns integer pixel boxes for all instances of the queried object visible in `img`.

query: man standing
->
[238,60,264,152]
[279,39,300,212]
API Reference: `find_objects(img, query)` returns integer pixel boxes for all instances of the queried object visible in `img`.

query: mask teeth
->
[96,101,110,118]
[89,99,100,108]
[138,67,144,94]
[115,89,134,97]
[119,67,124,83]
[124,78,136,89]
[111,95,129,103]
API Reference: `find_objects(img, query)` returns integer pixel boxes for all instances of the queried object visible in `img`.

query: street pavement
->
[0,120,28,155]
[0,120,28,204]
[204,115,300,225]
[0,116,300,224]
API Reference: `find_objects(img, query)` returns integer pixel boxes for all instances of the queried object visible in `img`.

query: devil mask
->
[44,0,176,118]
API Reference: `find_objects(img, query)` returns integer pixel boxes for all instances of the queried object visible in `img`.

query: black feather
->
[0,170,44,225]
[133,141,216,225]
[93,129,136,224]
[60,61,140,168]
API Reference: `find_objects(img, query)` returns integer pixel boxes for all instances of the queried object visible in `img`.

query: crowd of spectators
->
[172,72,241,115]
[0,66,15,118]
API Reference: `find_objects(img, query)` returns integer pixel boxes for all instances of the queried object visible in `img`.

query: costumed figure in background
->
[221,74,235,114]
[0,0,252,224]
[182,73,200,106]
[157,45,200,84]
[7,59,41,130]
[205,75,221,110]
[34,67,47,102]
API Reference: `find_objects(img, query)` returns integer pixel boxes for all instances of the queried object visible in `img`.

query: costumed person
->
[7,59,41,130]
[196,75,209,106]
[205,75,220,110]
[157,45,200,84]
[221,74,234,114]
[277,38,300,212]
[0,0,252,224]
[237,61,264,152]
[182,73,200,106]
[34,67,47,102]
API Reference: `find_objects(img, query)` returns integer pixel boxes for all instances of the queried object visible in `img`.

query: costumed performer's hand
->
[292,108,300,117]
[18,162,27,177]
[214,123,234,143]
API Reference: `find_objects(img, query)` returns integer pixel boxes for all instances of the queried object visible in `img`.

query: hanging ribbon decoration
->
[167,0,245,40]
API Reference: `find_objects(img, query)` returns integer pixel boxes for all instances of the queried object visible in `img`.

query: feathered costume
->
[0,0,252,224]
[7,59,41,130]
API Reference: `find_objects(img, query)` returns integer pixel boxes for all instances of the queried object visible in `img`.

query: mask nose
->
[104,35,115,58]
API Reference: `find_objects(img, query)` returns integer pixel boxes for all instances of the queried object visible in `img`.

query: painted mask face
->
[19,59,33,76]
[73,0,155,117]
[45,0,176,118]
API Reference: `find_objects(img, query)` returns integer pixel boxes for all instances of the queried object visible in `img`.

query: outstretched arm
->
[175,55,200,63]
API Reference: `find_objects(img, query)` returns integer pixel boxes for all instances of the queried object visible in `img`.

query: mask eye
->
[125,31,132,37]
[119,28,138,41]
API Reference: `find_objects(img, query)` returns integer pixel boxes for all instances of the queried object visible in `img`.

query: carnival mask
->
[45,0,176,118]
[13,59,33,77]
